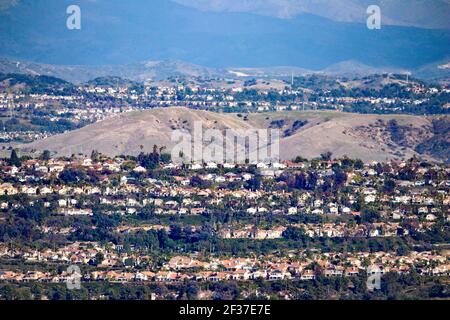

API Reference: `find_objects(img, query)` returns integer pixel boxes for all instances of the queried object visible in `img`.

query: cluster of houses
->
[216,222,410,240]
[0,242,448,284]
[3,76,448,145]
[0,153,448,287]
[0,156,448,238]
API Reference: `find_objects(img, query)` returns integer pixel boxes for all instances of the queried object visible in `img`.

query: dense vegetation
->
[0,274,447,300]
[0,73,78,95]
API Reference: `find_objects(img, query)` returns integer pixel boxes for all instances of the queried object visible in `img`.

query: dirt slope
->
[23,108,444,162]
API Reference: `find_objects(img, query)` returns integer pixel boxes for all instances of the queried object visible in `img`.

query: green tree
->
[8,149,21,167]
[383,179,396,194]
[93,252,104,266]
[41,150,51,161]
[91,150,100,162]
[320,151,333,161]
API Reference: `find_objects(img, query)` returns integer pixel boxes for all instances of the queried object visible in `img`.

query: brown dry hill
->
[245,111,438,162]
[22,107,446,162]
[23,107,253,157]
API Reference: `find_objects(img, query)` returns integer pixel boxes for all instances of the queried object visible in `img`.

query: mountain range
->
[1,57,448,84]
[174,0,450,29]
[0,0,448,72]
[0,58,226,83]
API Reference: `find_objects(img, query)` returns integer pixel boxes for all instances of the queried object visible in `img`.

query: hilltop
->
[22,107,448,163]
[23,108,253,157]
[0,73,77,94]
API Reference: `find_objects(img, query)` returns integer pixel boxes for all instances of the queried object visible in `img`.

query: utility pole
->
[8,93,14,119]
[2,96,8,132]
[304,93,308,111]
[117,79,120,113]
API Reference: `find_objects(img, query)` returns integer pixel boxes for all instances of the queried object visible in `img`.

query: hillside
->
[22,108,448,163]
[0,73,77,94]
[0,58,225,84]
[23,108,253,157]
[174,0,450,29]
[321,61,406,77]
[246,111,444,162]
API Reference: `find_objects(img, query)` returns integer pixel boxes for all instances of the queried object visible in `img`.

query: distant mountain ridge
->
[174,0,450,29]
[321,60,407,77]
[0,0,448,70]
[0,58,226,83]
[0,57,447,84]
